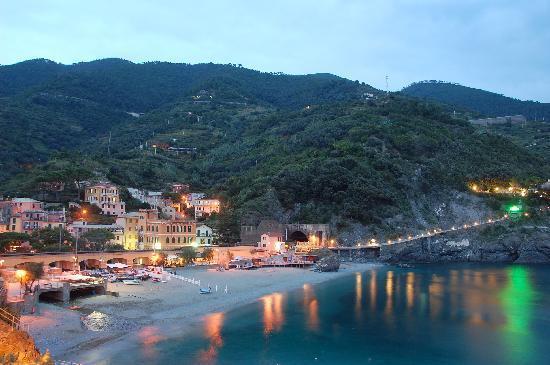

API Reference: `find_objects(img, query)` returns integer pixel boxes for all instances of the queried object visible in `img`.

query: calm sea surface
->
[109,264,550,365]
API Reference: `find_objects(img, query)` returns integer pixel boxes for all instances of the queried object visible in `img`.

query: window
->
[166,238,169,243]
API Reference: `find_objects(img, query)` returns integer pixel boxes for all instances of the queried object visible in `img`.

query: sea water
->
[108,264,550,365]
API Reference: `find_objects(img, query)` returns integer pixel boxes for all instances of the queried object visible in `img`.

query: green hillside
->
[402,81,550,120]
[0,59,548,234]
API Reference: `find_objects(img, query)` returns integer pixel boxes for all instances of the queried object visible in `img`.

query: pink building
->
[10,198,44,215]
[257,232,285,253]
[6,207,66,234]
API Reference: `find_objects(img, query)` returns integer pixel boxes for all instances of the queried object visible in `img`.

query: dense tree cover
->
[0,232,31,252]
[0,60,548,233]
[80,229,115,251]
[0,59,374,183]
[402,81,550,120]
[30,227,74,252]
[179,247,197,265]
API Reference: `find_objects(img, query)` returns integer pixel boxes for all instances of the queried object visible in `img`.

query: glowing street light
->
[15,269,27,297]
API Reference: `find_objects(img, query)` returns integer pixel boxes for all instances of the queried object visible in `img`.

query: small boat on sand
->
[122,279,141,285]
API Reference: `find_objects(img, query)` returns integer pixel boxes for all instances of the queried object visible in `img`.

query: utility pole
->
[58,207,65,252]
[75,229,80,272]
[108,131,112,155]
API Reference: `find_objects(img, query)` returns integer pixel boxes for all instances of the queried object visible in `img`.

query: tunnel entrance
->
[288,231,308,242]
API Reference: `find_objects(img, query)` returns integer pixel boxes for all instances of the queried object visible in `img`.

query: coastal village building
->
[2,198,66,234]
[68,221,122,235]
[171,183,190,193]
[10,198,44,214]
[192,198,220,218]
[258,232,284,253]
[84,183,126,216]
[115,212,141,250]
[196,224,213,245]
[469,115,526,126]
[136,209,196,250]
[9,210,66,234]
[127,188,163,208]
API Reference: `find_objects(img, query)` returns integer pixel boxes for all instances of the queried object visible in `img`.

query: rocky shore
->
[379,224,550,264]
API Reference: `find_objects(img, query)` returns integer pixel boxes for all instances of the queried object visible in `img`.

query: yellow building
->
[136,209,197,250]
[115,212,141,250]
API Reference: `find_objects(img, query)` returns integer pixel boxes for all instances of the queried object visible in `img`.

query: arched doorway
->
[133,257,150,266]
[289,231,308,242]
[80,259,101,270]
[107,258,128,265]
[48,260,74,271]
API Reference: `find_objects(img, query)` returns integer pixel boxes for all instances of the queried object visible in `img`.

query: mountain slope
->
[0,58,375,181]
[1,59,375,111]
[0,60,547,235]
[402,81,550,120]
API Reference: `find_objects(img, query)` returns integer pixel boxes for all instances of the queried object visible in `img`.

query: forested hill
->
[0,58,374,110]
[0,58,374,182]
[402,81,550,120]
[0,59,548,234]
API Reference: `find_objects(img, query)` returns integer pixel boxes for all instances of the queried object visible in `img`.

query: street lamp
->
[15,269,26,297]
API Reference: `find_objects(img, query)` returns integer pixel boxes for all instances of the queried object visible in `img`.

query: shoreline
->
[21,263,377,364]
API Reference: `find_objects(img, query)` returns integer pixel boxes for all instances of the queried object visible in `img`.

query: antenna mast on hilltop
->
[385,75,389,94]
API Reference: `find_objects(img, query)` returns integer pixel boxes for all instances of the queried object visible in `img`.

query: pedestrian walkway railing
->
[0,306,21,331]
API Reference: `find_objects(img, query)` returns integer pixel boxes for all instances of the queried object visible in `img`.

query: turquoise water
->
[109,265,550,364]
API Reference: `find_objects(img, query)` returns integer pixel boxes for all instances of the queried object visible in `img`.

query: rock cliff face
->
[379,225,550,264]
[0,322,44,364]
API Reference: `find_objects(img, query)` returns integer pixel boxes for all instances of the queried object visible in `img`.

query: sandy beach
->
[20,263,376,364]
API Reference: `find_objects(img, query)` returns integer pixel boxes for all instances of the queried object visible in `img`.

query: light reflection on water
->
[261,292,284,335]
[108,265,549,365]
[196,312,224,364]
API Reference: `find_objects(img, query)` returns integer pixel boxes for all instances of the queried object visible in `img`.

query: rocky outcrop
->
[379,224,550,264]
[0,322,50,364]
[316,254,341,272]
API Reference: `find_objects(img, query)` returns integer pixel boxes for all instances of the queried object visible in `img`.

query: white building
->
[192,199,220,219]
[196,224,213,245]
[67,221,122,236]
[127,188,163,208]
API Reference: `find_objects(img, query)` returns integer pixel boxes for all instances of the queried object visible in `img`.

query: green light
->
[509,205,521,212]
[500,266,535,363]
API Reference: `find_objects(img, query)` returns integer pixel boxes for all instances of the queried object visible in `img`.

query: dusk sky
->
[1,0,548,102]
